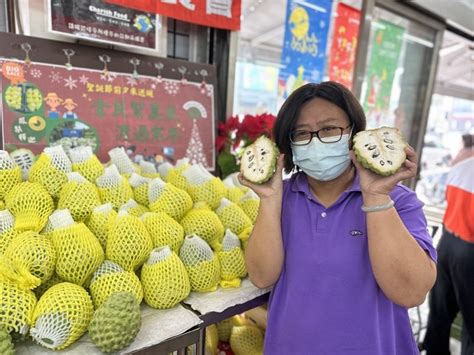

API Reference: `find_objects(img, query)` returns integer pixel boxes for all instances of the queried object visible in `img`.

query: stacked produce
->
[0,144,253,352]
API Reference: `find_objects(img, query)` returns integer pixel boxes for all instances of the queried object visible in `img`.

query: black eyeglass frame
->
[289,124,353,145]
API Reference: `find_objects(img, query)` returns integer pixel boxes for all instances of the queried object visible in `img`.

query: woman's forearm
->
[245,195,284,288]
[364,194,436,308]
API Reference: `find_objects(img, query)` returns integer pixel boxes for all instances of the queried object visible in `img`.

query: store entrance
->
[416,30,473,208]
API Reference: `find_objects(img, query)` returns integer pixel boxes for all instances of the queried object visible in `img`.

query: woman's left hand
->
[350,146,418,197]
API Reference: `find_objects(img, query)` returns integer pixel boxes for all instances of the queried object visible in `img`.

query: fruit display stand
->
[14,283,269,354]
[16,304,202,354]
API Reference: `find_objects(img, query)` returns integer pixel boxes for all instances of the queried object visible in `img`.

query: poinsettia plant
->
[216,113,276,178]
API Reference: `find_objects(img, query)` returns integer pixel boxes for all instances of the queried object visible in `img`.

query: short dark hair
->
[462,133,473,148]
[273,81,367,173]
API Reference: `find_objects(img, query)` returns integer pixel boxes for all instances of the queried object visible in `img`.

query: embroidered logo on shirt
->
[350,230,364,237]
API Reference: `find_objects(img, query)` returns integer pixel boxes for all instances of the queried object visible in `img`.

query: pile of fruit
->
[0,144,259,353]
[206,315,264,355]
[25,88,43,112]
[4,85,43,113]
[4,86,23,111]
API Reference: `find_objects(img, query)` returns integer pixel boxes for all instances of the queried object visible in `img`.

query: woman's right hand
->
[238,154,285,200]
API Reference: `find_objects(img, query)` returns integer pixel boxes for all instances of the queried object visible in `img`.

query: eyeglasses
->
[289,124,353,145]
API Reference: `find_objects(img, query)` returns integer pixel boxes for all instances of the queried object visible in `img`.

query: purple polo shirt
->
[264,171,437,355]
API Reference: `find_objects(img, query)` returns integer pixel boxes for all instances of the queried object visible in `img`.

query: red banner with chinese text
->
[328,3,360,90]
[1,59,216,169]
[105,0,241,30]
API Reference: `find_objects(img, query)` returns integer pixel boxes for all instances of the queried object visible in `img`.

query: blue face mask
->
[292,134,351,181]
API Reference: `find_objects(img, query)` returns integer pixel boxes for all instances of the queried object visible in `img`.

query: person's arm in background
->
[351,147,437,308]
[239,155,285,288]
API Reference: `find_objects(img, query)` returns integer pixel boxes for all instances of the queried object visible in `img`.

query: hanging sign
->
[364,20,405,125]
[48,0,159,50]
[327,3,360,90]
[278,0,333,101]
[1,59,215,169]
[104,0,241,31]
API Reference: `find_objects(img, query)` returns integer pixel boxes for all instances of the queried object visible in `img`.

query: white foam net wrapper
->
[96,165,121,188]
[179,234,214,267]
[48,209,75,230]
[140,160,157,174]
[129,173,150,188]
[223,172,244,188]
[146,246,172,265]
[176,158,189,168]
[90,260,124,285]
[119,199,139,211]
[44,146,72,173]
[216,198,232,214]
[0,150,17,170]
[0,209,15,233]
[66,172,87,183]
[93,202,114,214]
[30,312,71,349]
[108,147,135,175]
[182,164,211,185]
[222,229,241,251]
[148,177,167,203]
[158,162,174,179]
[68,146,93,164]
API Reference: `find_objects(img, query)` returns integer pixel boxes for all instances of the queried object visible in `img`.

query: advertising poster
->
[49,0,158,50]
[364,20,405,126]
[327,3,360,90]
[105,0,242,30]
[278,0,333,102]
[1,59,215,169]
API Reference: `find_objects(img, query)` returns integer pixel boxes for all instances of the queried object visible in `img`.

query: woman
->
[240,82,437,354]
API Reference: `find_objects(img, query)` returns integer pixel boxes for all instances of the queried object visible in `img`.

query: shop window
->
[167,18,191,60]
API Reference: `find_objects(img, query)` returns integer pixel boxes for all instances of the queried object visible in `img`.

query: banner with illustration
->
[364,20,405,126]
[49,0,158,50]
[0,60,215,169]
[278,0,332,101]
[327,3,360,90]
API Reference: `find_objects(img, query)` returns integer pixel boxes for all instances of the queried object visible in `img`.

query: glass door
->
[353,0,445,188]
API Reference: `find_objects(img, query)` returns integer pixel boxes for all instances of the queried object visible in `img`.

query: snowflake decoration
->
[79,74,89,85]
[29,68,42,78]
[151,83,157,90]
[205,84,213,97]
[126,76,138,87]
[164,81,179,95]
[49,71,62,83]
[100,72,117,82]
[64,76,78,90]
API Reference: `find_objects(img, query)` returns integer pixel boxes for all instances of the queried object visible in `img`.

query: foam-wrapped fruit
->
[89,260,143,309]
[106,211,153,271]
[141,246,190,309]
[5,182,54,232]
[30,282,93,350]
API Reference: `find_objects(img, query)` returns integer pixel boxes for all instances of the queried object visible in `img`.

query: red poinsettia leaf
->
[216,136,226,152]
[227,115,241,131]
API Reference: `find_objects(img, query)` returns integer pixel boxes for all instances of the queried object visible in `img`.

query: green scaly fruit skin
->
[352,129,407,177]
[241,137,279,185]
[0,326,15,355]
[88,292,141,353]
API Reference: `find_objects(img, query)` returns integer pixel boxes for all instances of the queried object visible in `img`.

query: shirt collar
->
[290,167,362,194]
